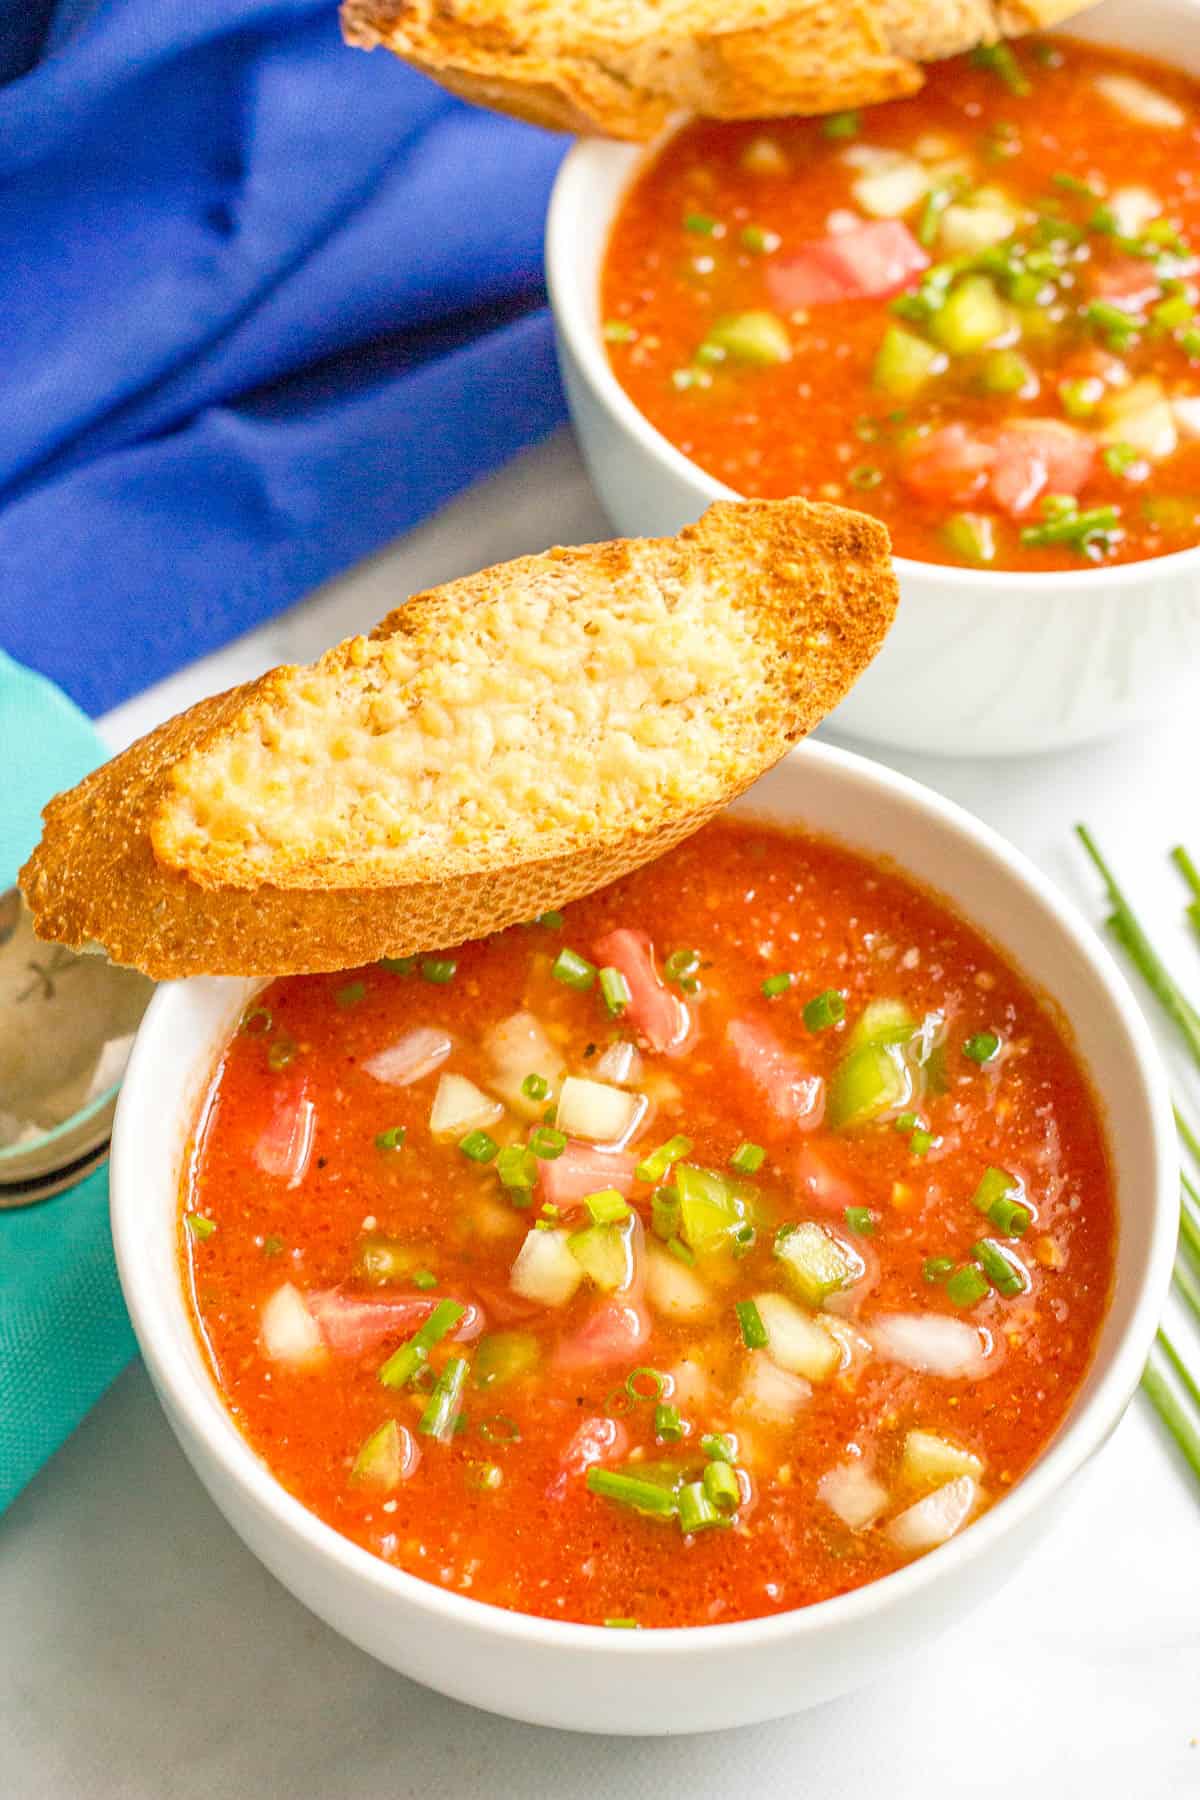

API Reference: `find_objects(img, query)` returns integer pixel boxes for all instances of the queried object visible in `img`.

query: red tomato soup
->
[602,37,1200,572]
[182,820,1115,1629]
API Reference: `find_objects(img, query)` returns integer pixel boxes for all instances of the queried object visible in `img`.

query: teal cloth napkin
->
[0,652,135,1511]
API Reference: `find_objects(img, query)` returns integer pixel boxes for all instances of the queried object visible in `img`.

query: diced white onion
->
[937,201,1018,255]
[429,1072,504,1141]
[482,1011,565,1119]
[1173,397,1200,440]
[595,1040,643,1086]
[740,1354,811,1421]
[362,1027,453,1088]
[510,1228,583,1308]
[1109,186,1162,237]
[260,1284,326,1367]
[886,1476,978,1554]
[870,1313,995,1380]
[841,143,901,170]
[824,208,862,236]
[645,1241,716,1321]
[818,1461,889,1530]
[755,1291,842,1381]
[1100,378,1177,459]
[668,1355,714,1412]
[901,1429,984,1491]
[555,1075,646,1147]
[815,1312,874,1373]
[852,158,930,219]
[1094,72,1186,130]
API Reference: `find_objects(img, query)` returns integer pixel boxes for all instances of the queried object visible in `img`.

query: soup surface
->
[183,820,1115,1629]
[602,37,1200,571]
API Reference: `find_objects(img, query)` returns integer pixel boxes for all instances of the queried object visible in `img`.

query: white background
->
[3,433,1199,1795]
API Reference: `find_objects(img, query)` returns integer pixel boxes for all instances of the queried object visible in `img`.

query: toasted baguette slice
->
[341,0,1093,141]
[20,500,896,980]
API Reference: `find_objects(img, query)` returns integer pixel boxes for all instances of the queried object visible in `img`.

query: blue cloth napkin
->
[0,0,569,717]
[0,653,133,1513]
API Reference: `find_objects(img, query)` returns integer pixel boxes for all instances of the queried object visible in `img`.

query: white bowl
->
[545,0,1200,759]
[110,741,1176,1734]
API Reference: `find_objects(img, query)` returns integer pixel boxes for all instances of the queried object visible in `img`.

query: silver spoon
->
[0,889,154,1206]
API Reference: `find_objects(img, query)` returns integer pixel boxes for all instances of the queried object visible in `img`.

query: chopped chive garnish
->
[1102,443,1141,477]
[678,1480,725,1533]
[497,1145,537,1194]
[420,959,457,984]
[923,1255,955,1284]
[1021,504,1121,552]
[964,1030,1001,1064]
[467,1460,503,1491]
[741,224,781,255]
[651,1185,680,1240]
[588,1468,679,1516]
[626,1366,669,1402]
[604,1617,642,1629]
[973,1237,1030,1297]
[585,1188,631,1225]
[970,41,1031,94]
[379,1299,466,1389]
[1051,171,1100,199]
[636,1135,693,1184]
[909,1129,936,1157]
[599,966,632,1016]
[266,1039,296,1071]
[989,1193,1032,1237]
[895,1111,920,1134]
[412,1269,438,1290]
[701,1433,735,1463]
[917,185,954,248]
[730,1141,765,1175]
[186,1213,216,1240]
[684,211,722,237]
[822,110,860,139]
[702,1458,740,1515]
[654,1402,684,1443]
[849,463,883,490]
[552,948,596,991]
[537,910,565,929]
[845,1206,876,1237]
[602,321,637,343]
[459,1130,499,1164]
[945,1263,990,1308]
[241,1005,272,1035]
[762,971,793,998]
[263,1235,284,1257]
[1181,328,1200,360]
[529,1126,568,1160]
[477,1413,520,1442]
[803,988,846,1032]
[664,948,702,992]
[375,1126,407,1151]
[736,1298,768,1350]
[336,980,366,1008]
[380,955,417,975]
[418,1355,469,1443]
[521,1072,550,1101]
[666,1235,695,1266]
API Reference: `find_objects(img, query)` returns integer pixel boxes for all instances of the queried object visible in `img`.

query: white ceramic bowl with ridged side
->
[545,0,1200,758]
[110,741,1176,1733]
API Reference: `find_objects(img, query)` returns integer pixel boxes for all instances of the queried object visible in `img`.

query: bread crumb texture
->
[157,550,765,881]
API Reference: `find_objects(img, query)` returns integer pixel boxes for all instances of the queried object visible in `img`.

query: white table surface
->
[4,430,1199,1797]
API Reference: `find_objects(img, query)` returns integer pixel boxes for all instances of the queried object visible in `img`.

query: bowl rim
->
[544,119,1200,596]
[110,737,1178,1661]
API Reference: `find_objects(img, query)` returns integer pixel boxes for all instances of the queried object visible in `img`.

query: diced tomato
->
[548,1415,630,1500]
[251,1072,316,1188]
[900,424,995,507]
[306,1290,484,1356]
[791,1144,861,1216]
[1058,346,1129,389]
[901,420,1094,519]
[592,928,693,1055]
[537,1140,637,1210]
[768,221,928,310]
[553,1299,651,1372]
[1089,256,1162,312]
[988,421,1094,517]
[725,1019,824,1132]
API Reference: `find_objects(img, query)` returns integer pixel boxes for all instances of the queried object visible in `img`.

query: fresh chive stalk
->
[736,1298,768,1350]
[587,1468,679,1517]
[552,948,596,991]
[636,1135,694,1185]
[379,1299,465,1389]
[418,1356,469,1443]
[803,988,846,1032]
[729,1141,765,1175]
[599,967,632,1016]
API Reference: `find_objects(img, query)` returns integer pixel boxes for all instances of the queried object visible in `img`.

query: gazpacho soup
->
[182,819,1115,1629]
[602,37,1200,571]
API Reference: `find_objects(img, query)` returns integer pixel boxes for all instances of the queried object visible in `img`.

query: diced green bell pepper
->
[351,1419,405,1488]
[873,325,946,400]
[568,1221,632,1291]
[676,1163,749,1252]
[472,1330,539,1389]
[929,275,1008,354]
[701,310,791,366]
[774,1221,861,1308]
[943,512,997,564]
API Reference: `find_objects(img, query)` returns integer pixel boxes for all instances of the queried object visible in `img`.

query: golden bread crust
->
[341,0,1095,140]
[20,499,897,978]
